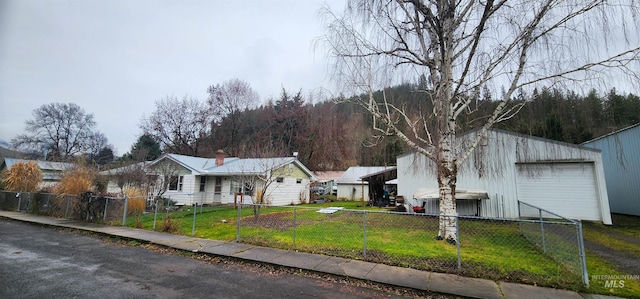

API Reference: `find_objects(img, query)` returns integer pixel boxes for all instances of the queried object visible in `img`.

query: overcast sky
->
[0,0,343,155]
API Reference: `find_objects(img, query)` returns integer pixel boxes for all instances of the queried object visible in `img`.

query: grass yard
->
[125,202,639,297]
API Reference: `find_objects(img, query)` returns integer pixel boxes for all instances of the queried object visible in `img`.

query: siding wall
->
[583,125,640,216]
[166,176,311,206]
[263,177,310,206]
[164,175,198,205]
[337,184,370,201]
[397,130,611,223]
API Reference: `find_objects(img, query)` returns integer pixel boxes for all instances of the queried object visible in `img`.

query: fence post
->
[456,216,461,269]
[293,207,297,248]
[122,195,129,226]
[539,210,546,253]
[576,221,589,287]
[86,195,92,221]
[17,193,22,211]
[363,210,367,257]
[103,197,109,221]
[192,203,197,236]
[46,194,51,215]
[517,200,523,235]
[65,195,70,218]
[236,203,241,242]
[153,200,158,230]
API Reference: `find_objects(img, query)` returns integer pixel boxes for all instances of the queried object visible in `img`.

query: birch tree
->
[321,0,640,243]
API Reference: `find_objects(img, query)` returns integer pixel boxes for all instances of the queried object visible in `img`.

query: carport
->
[360,167,397,206]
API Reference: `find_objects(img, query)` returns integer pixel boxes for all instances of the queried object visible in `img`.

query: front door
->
[213,177,222,203]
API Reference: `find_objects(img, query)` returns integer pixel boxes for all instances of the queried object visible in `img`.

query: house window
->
[296,179,302,184]
[243,182,253,195]
[199,176,206,192]
[276,177,284,183]
[230,180,253,195]
[178,176,184,191]
[168,176,182,191]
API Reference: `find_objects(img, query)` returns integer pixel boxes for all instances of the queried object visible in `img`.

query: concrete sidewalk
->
[0,211,620,299]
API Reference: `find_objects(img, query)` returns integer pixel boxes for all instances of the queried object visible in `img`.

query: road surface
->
[0,219,446,298]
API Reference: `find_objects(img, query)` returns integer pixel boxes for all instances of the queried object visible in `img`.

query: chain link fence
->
[0,189,589,288]
[236,203,588,287]
[518,200,589,286]
[0,190,148,225]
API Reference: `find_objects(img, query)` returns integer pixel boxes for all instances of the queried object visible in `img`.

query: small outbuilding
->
[397,129,612,224]
[336,166,395,202]
[583,123,640,216]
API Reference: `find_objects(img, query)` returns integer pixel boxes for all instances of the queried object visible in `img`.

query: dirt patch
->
[241,211,296,230]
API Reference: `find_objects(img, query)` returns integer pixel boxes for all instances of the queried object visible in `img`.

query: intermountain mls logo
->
[592,274,639,289]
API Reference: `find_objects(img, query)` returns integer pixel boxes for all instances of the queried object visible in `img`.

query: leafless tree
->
[85,132,115,166]
[12,103,105,161]
[231,157,301,218]
[321,0,640,243]
[140,96,213,156]
[104,161,149,195]
[146,157,182,204]
[207,79,260,155]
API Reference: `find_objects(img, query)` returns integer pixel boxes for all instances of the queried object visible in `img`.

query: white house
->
[583,123,640,216]
[143,151,316,206]
[397,129,612,224]
[336,166,395,202]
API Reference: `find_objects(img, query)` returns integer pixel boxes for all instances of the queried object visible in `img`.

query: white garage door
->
[516,162,601,221]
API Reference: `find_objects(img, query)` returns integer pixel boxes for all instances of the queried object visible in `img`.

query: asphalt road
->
[0,219,440,299]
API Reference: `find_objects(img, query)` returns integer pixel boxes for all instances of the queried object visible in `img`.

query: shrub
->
[1,161,42,192]
[55,166,94,195]
[161,216,181,233]
[135,216,144,229]
[123,187,146,215]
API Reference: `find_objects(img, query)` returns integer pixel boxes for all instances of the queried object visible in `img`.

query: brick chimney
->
[215,149,225,166]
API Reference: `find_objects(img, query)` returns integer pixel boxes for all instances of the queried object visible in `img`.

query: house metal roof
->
[99,161,151,175]
[1,158,75,181]
[2,158,75,172]
[313,171,345,182]
[336,166,395,185]
[150,154,316,179]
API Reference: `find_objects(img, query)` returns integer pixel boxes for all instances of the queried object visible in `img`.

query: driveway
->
[582,213,640,278]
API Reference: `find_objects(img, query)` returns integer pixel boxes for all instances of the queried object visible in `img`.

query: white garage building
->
[397,129,612,224]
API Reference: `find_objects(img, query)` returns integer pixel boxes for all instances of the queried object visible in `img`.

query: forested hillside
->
[196,85,639,171]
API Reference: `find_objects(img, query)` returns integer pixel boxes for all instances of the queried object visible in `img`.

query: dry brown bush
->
[1,161,42,192]
[123,187,147,216]
[55,166,94,195]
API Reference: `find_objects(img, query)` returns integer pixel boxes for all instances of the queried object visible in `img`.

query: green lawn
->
[125,202,638,296]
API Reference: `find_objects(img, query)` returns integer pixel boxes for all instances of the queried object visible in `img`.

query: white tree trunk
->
[437,118,458,243]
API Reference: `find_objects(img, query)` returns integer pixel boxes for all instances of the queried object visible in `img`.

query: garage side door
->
[516,163,601,221]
